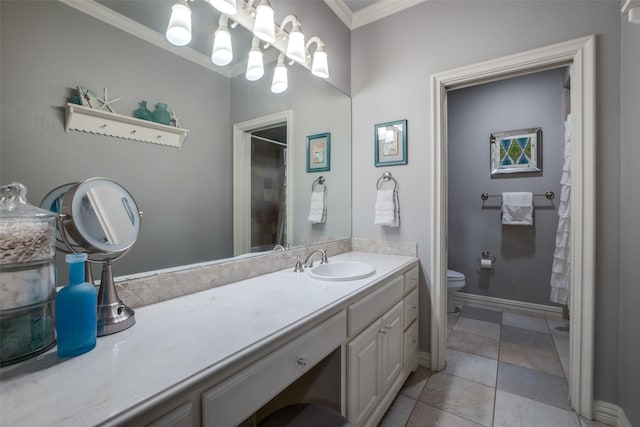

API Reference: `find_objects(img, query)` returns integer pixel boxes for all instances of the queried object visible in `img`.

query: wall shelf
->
[63,103,188,149]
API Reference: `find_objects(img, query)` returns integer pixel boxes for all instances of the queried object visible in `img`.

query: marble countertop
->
[0,251,417,427]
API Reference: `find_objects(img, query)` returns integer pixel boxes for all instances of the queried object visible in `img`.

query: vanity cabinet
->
[346,265,420,427]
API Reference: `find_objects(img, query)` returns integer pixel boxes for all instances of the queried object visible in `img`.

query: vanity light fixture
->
[246,37,264,81]
[305,36,329,79]
[166,0,192,46]
[211,15,233,66]
[279,15,306,64]
[253,0,275,43]
[271,53,288,93]
[205,0,237,16]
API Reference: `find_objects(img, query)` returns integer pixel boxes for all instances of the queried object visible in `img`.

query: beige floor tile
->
[401,367,431,400]
[447,329,499,360]
[494,390,581,427]
[418,372,494,426]
[502,311,549,333]
[453,317,501,340]
[406,401,484,427]
[379,393,417,427]
[552,332,570,355]
[445,349,498,387]
[499,341,565,377]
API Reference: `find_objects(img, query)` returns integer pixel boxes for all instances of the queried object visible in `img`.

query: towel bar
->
[481,191,554,201]
[376,171,398,191]
[312,176,325,191]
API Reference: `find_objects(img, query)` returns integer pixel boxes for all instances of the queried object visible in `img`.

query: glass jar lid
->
[0,182,56,220]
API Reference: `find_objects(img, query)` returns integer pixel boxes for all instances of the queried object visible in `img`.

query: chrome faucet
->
[303,249,328,268]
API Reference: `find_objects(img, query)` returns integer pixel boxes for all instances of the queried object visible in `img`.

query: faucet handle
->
[293,255,304,273]
[321,251,328,264]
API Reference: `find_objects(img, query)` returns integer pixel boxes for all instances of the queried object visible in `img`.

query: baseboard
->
[454,292,563,318]
[593,400,633,427]
[419,351,430,368]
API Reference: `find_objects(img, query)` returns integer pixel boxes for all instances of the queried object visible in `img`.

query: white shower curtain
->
[550,114,572,305]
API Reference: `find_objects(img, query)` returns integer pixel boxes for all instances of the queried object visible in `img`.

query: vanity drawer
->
[348,275,404,337]
[404,266,419,294]
[403,288,419,329]
[403,320,419,365]
[202,310,346,427]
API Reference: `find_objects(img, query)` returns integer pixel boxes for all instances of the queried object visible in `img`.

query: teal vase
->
[133,101,153,121]
[152,103,171,125]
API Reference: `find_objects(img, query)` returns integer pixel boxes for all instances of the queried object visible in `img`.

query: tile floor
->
[378,303,608,427]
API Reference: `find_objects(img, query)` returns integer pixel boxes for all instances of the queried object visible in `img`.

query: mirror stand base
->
[97,259,136,337]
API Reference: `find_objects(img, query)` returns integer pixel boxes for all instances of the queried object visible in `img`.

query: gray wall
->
[447,69,565,305]
[350,0,621,404]
[1,1,233,277]
[619,12,640,427]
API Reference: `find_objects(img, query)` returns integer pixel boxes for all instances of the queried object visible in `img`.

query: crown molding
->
[352,0,427,29]
[622,0,640,23]
[323,0,354,28]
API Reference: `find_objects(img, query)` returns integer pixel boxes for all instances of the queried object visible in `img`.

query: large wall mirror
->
[0,0,351,278]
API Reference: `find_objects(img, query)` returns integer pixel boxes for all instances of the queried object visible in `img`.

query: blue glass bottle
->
[55,253,97,358]
[133,101,153,121]
[152,102,171,125]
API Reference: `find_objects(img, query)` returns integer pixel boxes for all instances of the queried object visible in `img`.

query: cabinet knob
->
[378,329,387,334]
[296,357,307,369]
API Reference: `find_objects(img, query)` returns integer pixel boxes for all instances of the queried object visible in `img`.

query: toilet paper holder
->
[481,251,496,262]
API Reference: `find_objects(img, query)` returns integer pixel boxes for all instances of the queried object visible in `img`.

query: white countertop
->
[0,252,417,427]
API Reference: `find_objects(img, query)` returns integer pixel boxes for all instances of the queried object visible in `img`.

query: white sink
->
[308,261,376,281]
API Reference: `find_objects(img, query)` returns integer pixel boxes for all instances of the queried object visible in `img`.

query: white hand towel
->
[501,192,533,225]
[375,189,399,227]
[308,189,326,224]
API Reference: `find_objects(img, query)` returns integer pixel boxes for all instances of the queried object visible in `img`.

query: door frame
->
[233,110,293,256]
[429,35,596,417]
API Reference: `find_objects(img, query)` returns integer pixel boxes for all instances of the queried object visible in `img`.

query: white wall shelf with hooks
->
[63,103,189,149]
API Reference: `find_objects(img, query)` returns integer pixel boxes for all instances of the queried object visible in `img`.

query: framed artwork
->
[375,119,407,166]
[490,127,542,176]
[306,132,331,172]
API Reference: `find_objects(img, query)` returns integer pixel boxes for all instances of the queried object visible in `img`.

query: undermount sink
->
[308,261,376,281]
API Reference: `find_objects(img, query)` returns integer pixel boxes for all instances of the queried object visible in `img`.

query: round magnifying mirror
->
[61,178,141,255]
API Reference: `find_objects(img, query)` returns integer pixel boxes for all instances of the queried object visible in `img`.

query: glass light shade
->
[211,28,233,66]
[253,3,275,43]
[246,50,264,81]
[166,2,192,46]
[206,0,236,15]
[311,50,329,78]
[271,64,288,93]
[286,29,306,63]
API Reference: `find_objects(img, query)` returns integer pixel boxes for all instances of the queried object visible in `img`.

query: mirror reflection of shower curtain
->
[275,148,287,246]
[550,113,571,305]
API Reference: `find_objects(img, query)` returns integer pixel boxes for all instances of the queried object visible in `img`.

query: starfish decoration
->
[170,109,182,128]
[97,87,122,113]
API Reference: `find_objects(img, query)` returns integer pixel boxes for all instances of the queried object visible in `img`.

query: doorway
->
[430,36,596,418]
[233,111,294,256]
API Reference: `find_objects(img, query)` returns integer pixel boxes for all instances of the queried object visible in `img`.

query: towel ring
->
[311,176,325,191]
[376,171,398,191]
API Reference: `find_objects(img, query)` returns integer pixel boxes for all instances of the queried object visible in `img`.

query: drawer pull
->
[378,328,387,334]
[412,305,417,310]
[383,324,392,329]
[296,357,307,369]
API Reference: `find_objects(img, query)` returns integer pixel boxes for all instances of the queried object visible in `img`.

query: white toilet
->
[447,269,466,313]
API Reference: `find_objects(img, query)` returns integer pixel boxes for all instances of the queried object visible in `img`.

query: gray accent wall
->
[350,0,621,404]
[447,69,565,305]
[619,12,640,427]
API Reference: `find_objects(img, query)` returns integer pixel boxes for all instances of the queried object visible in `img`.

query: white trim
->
[454,293,563,317]
[418,351,430,368]
[323,0,428,30]
[430,35,596,418]
[593,400,633,427]
[323,0,354,29]
[233,111,293,256]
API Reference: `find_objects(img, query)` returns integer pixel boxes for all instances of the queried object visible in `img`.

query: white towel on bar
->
[374,189,399,227]
[308,189,326,224]
[501,192,533,225]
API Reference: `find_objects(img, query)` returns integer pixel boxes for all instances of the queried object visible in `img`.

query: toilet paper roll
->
[481,258,493,269]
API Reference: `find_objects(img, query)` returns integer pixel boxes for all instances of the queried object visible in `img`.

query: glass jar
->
[133,100,153,121]
[152,102,171,125]
[0,183,57,366]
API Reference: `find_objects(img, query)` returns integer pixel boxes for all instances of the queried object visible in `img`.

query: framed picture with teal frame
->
[375,119,407,166]
[306,132,331,172]
[490,127,542,176]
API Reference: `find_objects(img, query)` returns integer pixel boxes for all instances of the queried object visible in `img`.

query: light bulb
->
[253,1,275,43]
[311,50,329,78]
[246,50,264,81]
[285,25,306,63]
[206,0,237,15]
[166,1,192,46]
[211,26,233,66]
[271,56,288,93]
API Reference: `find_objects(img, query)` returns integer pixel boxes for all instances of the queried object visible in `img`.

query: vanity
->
[0,251,419,427]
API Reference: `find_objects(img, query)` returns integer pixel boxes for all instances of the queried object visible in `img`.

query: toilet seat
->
[447,269,465,282]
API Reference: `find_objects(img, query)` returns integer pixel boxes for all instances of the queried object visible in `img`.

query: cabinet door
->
[379,301,404,393]
[347,320,381,426]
